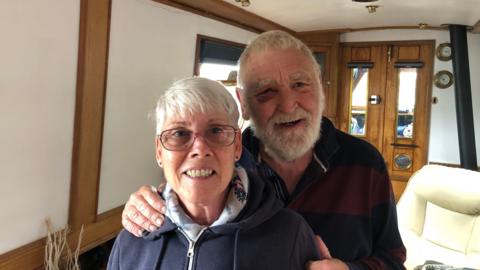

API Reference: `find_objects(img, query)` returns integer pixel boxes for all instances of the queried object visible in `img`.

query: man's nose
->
[278,88,298,113]
[189,135,213,157]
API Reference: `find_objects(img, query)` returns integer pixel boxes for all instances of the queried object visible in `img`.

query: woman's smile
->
[184,168,215,178]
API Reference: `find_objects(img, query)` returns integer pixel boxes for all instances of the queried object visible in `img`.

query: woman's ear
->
[155,137,163,167]
[236,87,250,120]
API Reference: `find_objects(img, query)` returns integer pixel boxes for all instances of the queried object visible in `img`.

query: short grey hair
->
[155,77,239,135]
[237,30,321,89]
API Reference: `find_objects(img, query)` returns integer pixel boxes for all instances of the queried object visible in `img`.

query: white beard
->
[250,107,322,162]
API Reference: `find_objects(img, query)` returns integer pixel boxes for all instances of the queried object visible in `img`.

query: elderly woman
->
[107,77,319,270]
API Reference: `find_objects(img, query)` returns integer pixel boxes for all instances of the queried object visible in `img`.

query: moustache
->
[268,108,312,126]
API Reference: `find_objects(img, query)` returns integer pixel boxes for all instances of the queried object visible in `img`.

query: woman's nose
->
[189,135,213,157]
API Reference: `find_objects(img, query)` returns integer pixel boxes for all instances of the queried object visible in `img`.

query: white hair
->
[237,30,321,89]
[236,30,325,161]
[155,77,239,135]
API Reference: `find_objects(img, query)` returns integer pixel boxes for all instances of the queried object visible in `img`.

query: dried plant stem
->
[44,218,84,270]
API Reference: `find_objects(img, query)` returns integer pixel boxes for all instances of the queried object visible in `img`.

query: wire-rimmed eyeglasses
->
[159,125,239,151]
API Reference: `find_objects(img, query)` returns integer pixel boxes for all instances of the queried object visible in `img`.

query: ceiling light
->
[235,0,250,7]
[366,5,379,13]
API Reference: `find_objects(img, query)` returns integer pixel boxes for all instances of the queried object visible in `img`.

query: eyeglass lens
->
[161,125,236,150]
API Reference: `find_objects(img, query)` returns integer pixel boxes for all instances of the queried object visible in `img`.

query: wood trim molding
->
[69,0,112,230]
[472,20,480,34]
[152,0,293,34]
[296,30,341,45]
[330,25,448,33]
[0,207,123,270]
[340,39,436,47]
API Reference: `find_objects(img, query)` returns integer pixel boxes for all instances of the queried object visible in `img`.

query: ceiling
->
[224,0,480,32]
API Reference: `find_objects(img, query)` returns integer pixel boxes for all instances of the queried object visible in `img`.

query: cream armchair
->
[396,164,480,269]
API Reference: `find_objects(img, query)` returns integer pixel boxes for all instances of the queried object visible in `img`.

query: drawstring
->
[233,229,240,270]
[313,152,327,172]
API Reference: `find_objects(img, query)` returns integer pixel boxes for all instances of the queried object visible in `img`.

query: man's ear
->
[155,137,163,167]
[234,130,242,161]
[236,87,250,120]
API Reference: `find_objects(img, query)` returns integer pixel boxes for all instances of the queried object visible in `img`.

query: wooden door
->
[311,45,339,125]
[338,41,434,201]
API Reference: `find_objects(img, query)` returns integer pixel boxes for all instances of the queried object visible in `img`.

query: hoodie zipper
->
[178,227,208,270]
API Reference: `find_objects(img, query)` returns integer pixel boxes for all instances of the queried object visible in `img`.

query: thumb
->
[315,235,331,259]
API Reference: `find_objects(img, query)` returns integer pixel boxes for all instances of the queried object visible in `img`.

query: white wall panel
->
[0,0,79,254]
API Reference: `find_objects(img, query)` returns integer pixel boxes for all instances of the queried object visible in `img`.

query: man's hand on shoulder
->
[121,184,166,237]
[306,259,349,270]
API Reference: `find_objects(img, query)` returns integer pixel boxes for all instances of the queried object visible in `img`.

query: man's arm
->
[121,185,166,237]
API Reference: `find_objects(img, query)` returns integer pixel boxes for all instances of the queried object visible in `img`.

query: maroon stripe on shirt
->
[288,165,393,216]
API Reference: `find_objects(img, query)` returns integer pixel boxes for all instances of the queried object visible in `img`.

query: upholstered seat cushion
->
[396,165,480,269]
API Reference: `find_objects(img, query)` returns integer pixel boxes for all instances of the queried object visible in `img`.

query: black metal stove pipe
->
[449,24,478,170]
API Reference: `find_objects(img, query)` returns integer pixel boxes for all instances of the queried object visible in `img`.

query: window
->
[194,35,249,129]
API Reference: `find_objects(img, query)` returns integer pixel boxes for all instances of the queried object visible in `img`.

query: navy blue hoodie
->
[107,171,320,270]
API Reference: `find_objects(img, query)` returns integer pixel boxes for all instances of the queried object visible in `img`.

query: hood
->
[209,169,283,235]
[143,167,283,239]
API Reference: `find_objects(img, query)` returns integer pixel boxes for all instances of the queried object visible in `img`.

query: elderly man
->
[122,30,406,269]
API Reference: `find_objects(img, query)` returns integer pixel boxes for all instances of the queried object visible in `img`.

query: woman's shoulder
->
[250,207,311,236]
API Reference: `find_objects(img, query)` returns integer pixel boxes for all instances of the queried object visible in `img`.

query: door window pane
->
[396,68,417,139]
[349,67,369,136]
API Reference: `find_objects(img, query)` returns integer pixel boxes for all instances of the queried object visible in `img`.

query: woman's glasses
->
[159,125,238,151]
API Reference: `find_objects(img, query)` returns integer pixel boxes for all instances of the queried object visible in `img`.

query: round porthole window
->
[394,154,412,170]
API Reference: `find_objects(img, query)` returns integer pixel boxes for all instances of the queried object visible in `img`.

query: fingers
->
[131,189,164,223]
[305,260,324,270]
[305,259,348,270]
[142,185,165,213]
[315,235,331,259]
[121,213,143,237]
[122,185,166,236]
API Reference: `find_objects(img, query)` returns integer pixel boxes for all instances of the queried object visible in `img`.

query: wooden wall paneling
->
[152,0,293,34]
[0,208,122,270]
[391,180,407,202]
[472,20,480,34]
[69,0,112,230]
[351,47,371,61]
[337,45,352,132]
[366,46,387,152]
[326,43,340,125]
[295,30,340,44]
[382,45,400,174]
